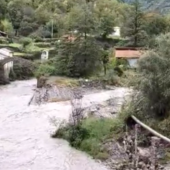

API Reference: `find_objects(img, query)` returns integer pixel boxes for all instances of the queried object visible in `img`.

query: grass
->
[25,43,54,52]
[13,52,30,57]
[55,117,124,160]
[46,76,79,88]
[0,43,22,50]
[34,42,51,47]
[9,43,22,48]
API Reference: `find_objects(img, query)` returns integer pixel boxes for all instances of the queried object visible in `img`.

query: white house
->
[109,27,121,38]
[113,27,121,37]
[41,50,49,61]
[0,48,13,79]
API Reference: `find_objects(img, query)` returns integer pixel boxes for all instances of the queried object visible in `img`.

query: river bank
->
[0,79,131,170]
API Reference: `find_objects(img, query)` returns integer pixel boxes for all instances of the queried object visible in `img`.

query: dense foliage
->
[55,117,124,160]
[1,0,170,79]
[120,33,170,138]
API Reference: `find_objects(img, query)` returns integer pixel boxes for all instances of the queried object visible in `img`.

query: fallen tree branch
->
[131,115,170,143]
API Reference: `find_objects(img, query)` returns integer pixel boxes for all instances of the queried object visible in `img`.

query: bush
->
[42,30,51,38]
[120,33,170,138]
[134,33,170,118]
[34,63,56,77]
[29,32,43,42]
[1,19,13,34]
[0,37,8,44]
[9,60,34,81]
[19,25,33,36]
[19,37,32,48]
[55,117,124,159]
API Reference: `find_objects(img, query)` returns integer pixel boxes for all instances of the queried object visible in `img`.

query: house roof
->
[61,34,78,43]
[115,47,142,59]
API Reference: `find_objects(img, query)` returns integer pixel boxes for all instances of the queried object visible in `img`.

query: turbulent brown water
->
[0,79,130,170]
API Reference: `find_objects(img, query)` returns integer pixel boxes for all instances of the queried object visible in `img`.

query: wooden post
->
[134,124,139,169]
[150,136,160,170]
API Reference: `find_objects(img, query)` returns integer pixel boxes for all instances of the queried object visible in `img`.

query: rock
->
[36,76,48,88]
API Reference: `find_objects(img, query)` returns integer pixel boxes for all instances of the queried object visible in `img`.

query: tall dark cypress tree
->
[122,0,147,47]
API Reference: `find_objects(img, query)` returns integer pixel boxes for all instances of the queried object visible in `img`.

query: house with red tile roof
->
[115,47,143,67]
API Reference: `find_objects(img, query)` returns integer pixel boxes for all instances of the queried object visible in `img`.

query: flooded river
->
[0,79,130,170]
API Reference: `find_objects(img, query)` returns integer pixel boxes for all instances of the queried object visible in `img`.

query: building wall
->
[127,58,138,67]
[41,50,49,61]
[0,49,13,79]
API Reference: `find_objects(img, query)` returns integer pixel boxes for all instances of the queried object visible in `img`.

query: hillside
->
[121,0,170,14]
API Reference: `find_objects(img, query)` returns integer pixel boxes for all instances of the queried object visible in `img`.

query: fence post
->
[150,136,160,170]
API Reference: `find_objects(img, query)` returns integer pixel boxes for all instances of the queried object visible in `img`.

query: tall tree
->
[122,0,146,47]
[8,0,24,36]
[94,0,122,39]
[55,0,103,77]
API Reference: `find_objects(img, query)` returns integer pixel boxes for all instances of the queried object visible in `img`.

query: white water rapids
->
[0,79,130,170]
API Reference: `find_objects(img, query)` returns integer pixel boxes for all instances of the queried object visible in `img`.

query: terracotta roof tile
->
[115,49,142,59]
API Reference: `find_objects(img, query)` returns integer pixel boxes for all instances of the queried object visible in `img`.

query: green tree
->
[54,0,103,77]
[55,36,102,77]
[133,33,170,119]
[67,37,102,77]
[0,0,8,20]
[8,0,24,36]
[94,0,120,39]
[101,48,109,75]
[66,1,96,37]
[144,12,169,36]
[122,0,146,47]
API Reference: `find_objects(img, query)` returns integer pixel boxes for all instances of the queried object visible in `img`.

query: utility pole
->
[51,18,53,39]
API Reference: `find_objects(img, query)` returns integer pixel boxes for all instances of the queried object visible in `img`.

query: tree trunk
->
[104,64,107,75]
[15,29,18,36]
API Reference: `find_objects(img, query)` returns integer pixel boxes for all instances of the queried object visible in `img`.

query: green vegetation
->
[1,0,170,82]
[1,0,170,166]
[119,33,170,139]
[55,117,124,160]
[34,62,56,78]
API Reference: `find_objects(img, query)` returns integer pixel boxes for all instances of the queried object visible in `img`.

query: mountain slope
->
[121,0,170,14]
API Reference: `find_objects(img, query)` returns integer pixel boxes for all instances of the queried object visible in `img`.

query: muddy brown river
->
[0,79,130,170]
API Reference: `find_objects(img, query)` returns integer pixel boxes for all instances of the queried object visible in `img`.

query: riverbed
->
[0,79,130,170]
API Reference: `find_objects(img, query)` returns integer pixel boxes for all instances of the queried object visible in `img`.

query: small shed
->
[41,50,49,61]
[115,47,142,67]
[0,48,13,79]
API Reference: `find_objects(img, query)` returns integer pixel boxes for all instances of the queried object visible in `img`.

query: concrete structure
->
[115,47,143,67]
[113,27,121,37]
[0,48,13,79]
[41,50,49,61]
[109,27,121,37]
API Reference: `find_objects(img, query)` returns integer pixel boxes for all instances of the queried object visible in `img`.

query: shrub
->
[19,37,32,48]
[34,63,56,77]
[19,25,33,36]
[120,33,170,138]
[29,32,43,42]
[1,19,13,34]
[0,37,8,44]
[9,60,34,81]
[55,117,124,159]
[134,34,170,118]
